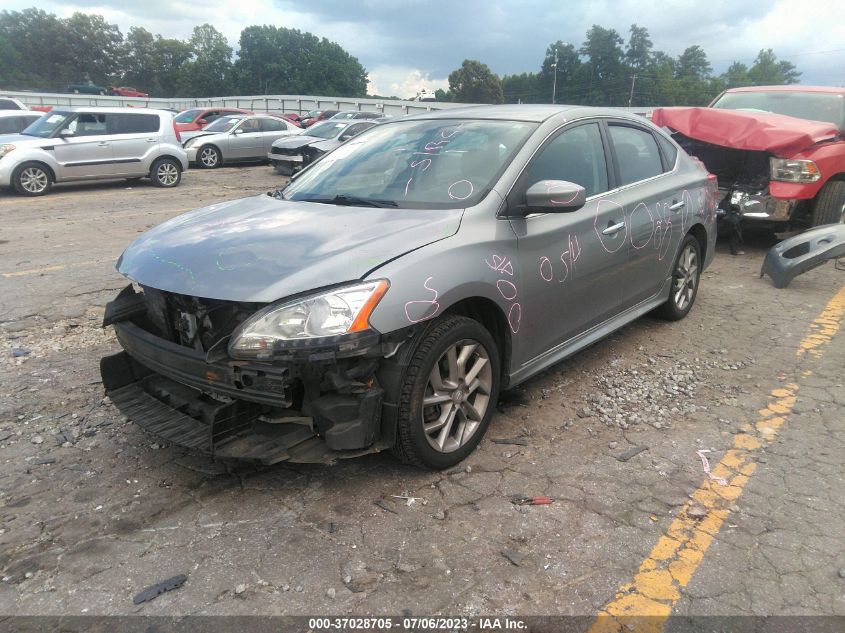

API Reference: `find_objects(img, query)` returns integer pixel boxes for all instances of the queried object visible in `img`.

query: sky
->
[5,0,845,98]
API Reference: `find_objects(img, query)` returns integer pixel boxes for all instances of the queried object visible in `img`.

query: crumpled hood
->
[117,195,462,303]
[651,107,839,156]
[271,135,321,150]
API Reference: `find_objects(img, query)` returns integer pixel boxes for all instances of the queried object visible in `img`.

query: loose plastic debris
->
[133,574,188,604]
[696,449,728,486]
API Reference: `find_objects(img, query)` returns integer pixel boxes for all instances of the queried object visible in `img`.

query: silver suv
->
[0,107,188,196]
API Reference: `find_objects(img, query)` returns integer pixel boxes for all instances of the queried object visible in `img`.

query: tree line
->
[438,24,801,107]
[0,8,368,98]
[1,10,802,106]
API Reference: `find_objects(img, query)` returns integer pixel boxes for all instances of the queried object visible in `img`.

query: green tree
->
[541,41,581,103]
[178,24,233,97]
[0,8,69,89]
[625,24,653,71]
[120,27,157,93]
[64,12,122,85]
[748,49,802,85]
[580,25,625,105]
[0,33,24,87]
[676,45,711,80]
[434,88,452,102]
[448,59,504,104]
[233,25,367,96]
[153,37,193,97]
[722,61,750,88]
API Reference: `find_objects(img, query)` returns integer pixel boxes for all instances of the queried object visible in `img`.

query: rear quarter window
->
[109,113,160,134]
[609,125,664,186]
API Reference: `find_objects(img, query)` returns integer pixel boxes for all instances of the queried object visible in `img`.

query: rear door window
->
[609,124,664,186]
[260,118,285,132]
[108,113,160,134]
[0,117,21,133]
[0,99,20,110]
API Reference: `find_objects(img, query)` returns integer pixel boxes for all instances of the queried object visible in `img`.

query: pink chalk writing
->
[404,276,441,323]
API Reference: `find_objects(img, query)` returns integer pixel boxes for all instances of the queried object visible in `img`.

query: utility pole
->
[628,73,637,107]
[551,47,559,104]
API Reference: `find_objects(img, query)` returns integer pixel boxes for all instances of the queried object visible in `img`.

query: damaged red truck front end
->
[652,86,845,229]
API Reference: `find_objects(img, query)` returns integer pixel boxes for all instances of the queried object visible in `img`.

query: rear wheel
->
[150,157,181,188]
[392,315,500,469]
[811,180,845,226]
[655,233,701,321]
[12,162,52,196]
[198,145,221,169]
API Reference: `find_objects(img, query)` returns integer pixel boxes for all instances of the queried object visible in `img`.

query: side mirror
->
[524,180,587,213]
[59,128,75,137]
[232,128,243,135]
[339,133,352,141]
[197,118,208,126]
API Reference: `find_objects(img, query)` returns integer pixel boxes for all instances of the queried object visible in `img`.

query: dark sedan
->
[267,119,377,175]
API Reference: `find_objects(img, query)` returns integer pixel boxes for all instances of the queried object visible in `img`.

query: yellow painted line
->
[590,284,845,633]
[2,259,105,278]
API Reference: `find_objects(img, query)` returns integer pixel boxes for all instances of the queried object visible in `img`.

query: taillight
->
[173,120,181,143]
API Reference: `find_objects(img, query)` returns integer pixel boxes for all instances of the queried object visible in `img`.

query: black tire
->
[12,162,52,196]
[392,315,501,469]
[150,157,182,188]
[274,162,294,176]
[811,180,845,226]
[655,233,701,321]
[197,145,221,169]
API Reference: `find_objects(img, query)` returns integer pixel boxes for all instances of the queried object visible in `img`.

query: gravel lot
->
[1,166,844,622]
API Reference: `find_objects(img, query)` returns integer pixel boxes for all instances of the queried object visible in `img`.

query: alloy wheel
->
[20,167,48,194]
[200,148,218,167]
[422,339,492,453]
[157,162,179,186]
[673,243,698,311]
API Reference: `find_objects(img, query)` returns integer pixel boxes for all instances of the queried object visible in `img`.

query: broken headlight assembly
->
[228,280,389,359]
[770,158,821,183]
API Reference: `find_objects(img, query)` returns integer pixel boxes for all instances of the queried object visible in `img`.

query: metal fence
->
[1,90,655,117]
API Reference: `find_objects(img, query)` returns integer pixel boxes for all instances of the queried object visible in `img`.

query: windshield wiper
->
[303,195,398,208]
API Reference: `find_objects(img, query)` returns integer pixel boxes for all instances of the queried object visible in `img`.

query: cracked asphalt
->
[1,166,844,622]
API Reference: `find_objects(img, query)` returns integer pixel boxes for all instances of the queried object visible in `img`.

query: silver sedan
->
[184,115,301,168]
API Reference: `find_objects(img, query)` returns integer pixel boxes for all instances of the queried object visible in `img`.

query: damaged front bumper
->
[101,286,399,465]
[717,187,798,223]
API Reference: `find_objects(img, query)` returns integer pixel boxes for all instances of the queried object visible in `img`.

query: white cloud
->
[367,66,449,99]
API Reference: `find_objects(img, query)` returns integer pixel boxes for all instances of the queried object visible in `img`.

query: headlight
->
[0,144,16,159]
[183,138,197,148]
[229,280,389,358]
[770,158,820,183]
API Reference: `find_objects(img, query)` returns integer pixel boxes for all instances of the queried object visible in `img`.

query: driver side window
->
[522,122,609,197]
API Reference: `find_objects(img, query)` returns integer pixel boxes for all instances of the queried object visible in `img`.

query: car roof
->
[0,110,41,117]
[725,85,845,95]
[401,104,646,123]
[51,106,173,115]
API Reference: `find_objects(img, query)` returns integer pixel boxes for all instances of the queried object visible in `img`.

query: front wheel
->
[392,315,500,469]
[811,180,845,226]
[198,145,221,169]
[655,233,701,321]
[150,158,182,188]
[12,162,52,196]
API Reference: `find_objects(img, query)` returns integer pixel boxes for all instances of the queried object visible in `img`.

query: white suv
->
[0,107,188,196]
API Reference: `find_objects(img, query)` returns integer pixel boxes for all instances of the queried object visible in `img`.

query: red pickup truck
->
[652,86,845,229]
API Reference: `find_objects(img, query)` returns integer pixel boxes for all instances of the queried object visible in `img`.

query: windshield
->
[21,111,71,138]
[204,116,244,133]
[712,91,845,128]
[283,119,537,209]
[175,109,202,123]
[305,121,349,139]
[332,112,356,120]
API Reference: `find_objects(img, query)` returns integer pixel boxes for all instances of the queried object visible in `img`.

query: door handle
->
[145,138,157,143]
[97,141,109,147]
[669,200,685,212]
[602,221,626,236]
